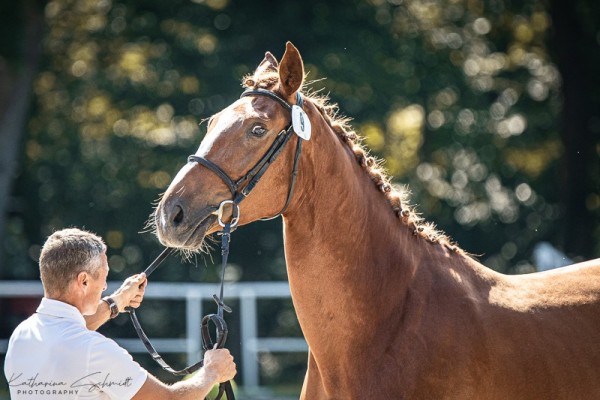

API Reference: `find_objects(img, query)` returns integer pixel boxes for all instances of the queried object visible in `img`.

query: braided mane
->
[242,72,461,253]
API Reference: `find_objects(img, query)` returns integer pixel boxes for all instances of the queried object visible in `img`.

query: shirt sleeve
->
[84,333,148,399]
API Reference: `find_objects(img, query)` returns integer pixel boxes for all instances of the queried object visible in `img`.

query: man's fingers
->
[136,273,147,289]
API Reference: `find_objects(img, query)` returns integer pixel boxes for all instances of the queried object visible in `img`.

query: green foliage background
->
[1,0,599,395]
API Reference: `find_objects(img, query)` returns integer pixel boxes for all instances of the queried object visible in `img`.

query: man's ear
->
[77,271,89,290]
[278,42,304,100]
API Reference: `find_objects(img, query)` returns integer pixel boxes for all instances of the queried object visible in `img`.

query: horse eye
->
[251,125,267,137]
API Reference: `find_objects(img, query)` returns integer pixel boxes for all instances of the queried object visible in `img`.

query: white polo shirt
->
[4,298,147,399]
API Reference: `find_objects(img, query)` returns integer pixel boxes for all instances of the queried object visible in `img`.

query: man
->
[4,228,236,399]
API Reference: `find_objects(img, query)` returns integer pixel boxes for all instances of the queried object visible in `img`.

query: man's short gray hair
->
[39,228,107,295]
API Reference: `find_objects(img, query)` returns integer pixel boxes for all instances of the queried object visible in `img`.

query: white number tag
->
[291,105,311,140]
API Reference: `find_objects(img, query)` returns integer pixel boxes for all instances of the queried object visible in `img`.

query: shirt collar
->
[36,297,86,327]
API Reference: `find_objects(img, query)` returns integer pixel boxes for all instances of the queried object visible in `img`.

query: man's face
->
[82,253,109,315]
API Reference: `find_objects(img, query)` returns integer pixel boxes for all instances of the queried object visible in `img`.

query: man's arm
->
[84,299,113,331]
[85,273,147,331]
[132,349,237,400]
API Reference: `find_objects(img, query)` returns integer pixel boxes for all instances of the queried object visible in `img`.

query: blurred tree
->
[0,0,45,269]
[548,0,600,257]
[343,0,568,271]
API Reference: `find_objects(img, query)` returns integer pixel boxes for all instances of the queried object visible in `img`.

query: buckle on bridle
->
[215,200,240,228]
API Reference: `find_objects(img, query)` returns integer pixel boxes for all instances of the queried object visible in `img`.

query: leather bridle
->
[188,88,305,228]
[126,88,306,400]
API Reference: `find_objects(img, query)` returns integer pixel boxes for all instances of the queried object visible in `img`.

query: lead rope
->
[126,240,235,399]
[209,220,235,400]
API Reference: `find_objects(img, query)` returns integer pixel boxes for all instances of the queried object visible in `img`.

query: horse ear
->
[279,42,304,99]
[254,51,279,76]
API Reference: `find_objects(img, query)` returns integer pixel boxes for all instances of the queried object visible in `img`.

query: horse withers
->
[154,42,600,399]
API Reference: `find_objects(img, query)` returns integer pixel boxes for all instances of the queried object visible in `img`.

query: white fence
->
[0,280,307,393]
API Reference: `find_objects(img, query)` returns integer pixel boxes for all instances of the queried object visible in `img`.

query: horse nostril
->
[173,205,184,225]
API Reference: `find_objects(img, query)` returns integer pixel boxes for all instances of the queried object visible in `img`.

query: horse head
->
[155,42,307,250]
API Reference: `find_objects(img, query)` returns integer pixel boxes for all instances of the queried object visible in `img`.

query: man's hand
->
[201,348,237,384]
[133,348,237,400]
[111,273,147,312]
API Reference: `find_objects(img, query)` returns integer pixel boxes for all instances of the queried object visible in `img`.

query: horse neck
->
[282,105,431,332]
[279,103,504,394]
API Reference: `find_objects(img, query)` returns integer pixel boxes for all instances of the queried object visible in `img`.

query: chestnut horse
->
[155,42,600,399]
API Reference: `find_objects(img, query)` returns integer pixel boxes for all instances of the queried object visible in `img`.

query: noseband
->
[187,88,305,228]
